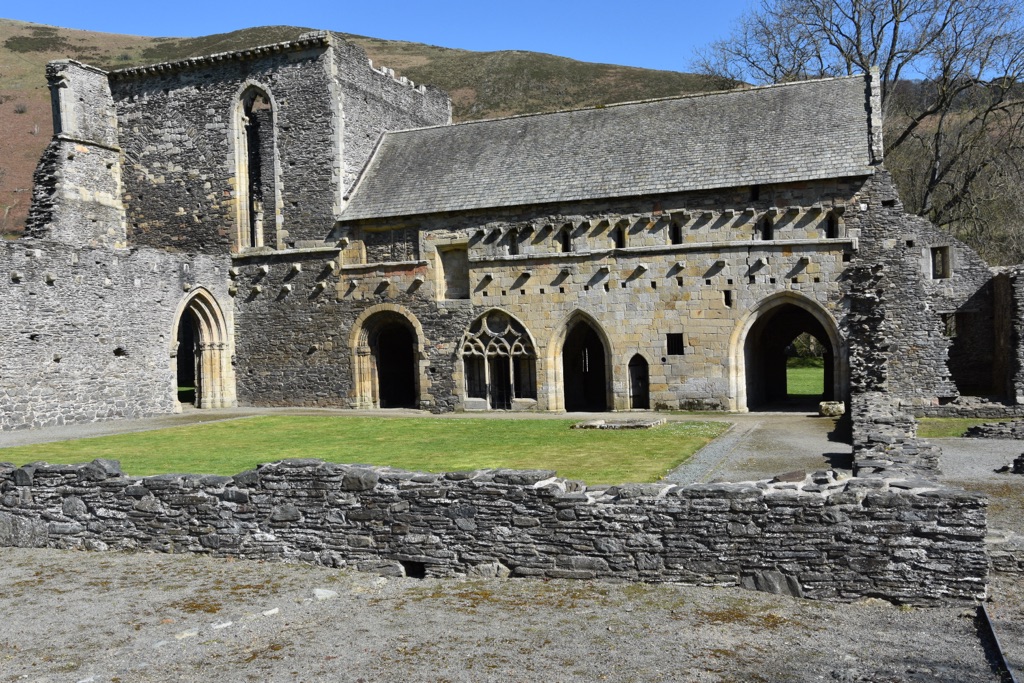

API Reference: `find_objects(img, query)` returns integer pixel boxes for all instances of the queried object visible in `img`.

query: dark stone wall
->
[108,33,450,254]
[0,458,988,607]
[853,170,997,406]
[110,44,337,252]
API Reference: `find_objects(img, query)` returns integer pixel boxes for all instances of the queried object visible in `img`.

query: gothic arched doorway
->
[738,297,842,411]
[171,289,235,409]
[562,320,610,412]
[628,354,650,409]
[373,320,418,408]
[351,308,424,409]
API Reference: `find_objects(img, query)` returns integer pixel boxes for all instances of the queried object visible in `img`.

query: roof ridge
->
[378,73,868,137]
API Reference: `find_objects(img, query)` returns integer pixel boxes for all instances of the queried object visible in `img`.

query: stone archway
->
[730,294,845,412]
[171,288,235,409]
[561,317,611,412]
[350,305,425,409]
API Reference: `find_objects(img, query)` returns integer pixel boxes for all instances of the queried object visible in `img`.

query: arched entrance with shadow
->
[350,306,424,409]
[730,294,845,412]
[562,318,611,412]
[171,288,235,409]
[628,354,650,409]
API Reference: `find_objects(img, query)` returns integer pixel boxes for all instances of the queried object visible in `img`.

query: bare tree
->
[694,0,1024,264]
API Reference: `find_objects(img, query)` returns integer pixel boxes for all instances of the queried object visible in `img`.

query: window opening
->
[461,311,537,408]
[558,226,572,252]
[759,215,774,240]
[931,246,951,279]
[612,225,626,249]
[826,212,840,239]
[667,333,685,355]
[942,313,957,337]
[670,221,682,245]
[237,88,275,250]
[508,228,519,256]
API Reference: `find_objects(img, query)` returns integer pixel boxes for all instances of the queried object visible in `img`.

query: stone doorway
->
[628,354,650,409]
[172,289,235,409]
[373,320,418,408]
[562,321,609,412]
[176,309,200,405]
[740,299,840,411]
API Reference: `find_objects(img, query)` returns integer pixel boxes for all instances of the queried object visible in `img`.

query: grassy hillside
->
[0,19,729,235]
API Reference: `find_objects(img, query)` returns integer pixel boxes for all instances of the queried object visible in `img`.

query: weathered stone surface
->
[0,458,988,606]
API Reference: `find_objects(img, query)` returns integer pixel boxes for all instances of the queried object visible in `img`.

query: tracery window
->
[461,311,537,408]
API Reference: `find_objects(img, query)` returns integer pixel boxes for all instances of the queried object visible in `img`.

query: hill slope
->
[0,19,729,235]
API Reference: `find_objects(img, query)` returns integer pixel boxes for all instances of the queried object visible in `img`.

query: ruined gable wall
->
[24,61,126,249]
[234,178,867,412]
[330,39,451,202]
[0,239,231,430]
[853,170,995,405]
[110,44,338,252]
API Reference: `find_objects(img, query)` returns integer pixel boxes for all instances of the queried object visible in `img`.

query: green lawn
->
[0,416,730,485]
[916,417,995,438]
[786,366,824,396]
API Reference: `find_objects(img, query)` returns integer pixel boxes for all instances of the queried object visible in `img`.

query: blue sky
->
[5,0,752,73]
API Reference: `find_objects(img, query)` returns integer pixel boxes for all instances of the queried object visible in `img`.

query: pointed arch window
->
[461,311,537,408]
[235,86,277,251]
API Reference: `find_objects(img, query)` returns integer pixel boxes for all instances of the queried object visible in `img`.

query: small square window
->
[667,333,685,355]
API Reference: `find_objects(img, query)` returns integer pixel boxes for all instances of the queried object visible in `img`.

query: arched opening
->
[460,310,537,410]
[176,309,199,405]
[562,320,610,412]
[234,85,278,251]
[351,308,424,410]
[171,289,235,410]
[628,354,650,409]
[373,320,418,408]
[742,301,838,411]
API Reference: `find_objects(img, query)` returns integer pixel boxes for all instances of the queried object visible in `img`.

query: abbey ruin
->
[0,30,1020,429]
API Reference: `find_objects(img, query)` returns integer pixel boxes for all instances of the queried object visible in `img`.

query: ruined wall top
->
[107,31,333,81]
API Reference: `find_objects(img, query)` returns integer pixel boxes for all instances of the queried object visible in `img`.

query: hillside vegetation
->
[0,19,727,235]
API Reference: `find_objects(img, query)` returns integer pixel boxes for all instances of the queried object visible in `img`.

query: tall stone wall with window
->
[852,170,998,407]
[107,33,450,254]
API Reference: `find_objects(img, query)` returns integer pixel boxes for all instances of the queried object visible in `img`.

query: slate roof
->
[341,75,875,221]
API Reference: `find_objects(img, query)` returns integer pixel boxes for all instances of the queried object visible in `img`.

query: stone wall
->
[107,32,450,254]
[854,170,996,406]
[25,61,126,249]
[0,238,231,430]
[0,457,987,606]
[237,177,866,412]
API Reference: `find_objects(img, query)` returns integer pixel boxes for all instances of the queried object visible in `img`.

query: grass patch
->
[917,417,998,438]
[0,416,728,485]
[786,366,824,396]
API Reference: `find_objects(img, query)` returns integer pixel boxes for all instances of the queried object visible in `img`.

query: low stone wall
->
[964,421,1024,440]
[916,405,1024,420]
[0,457,987,606]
